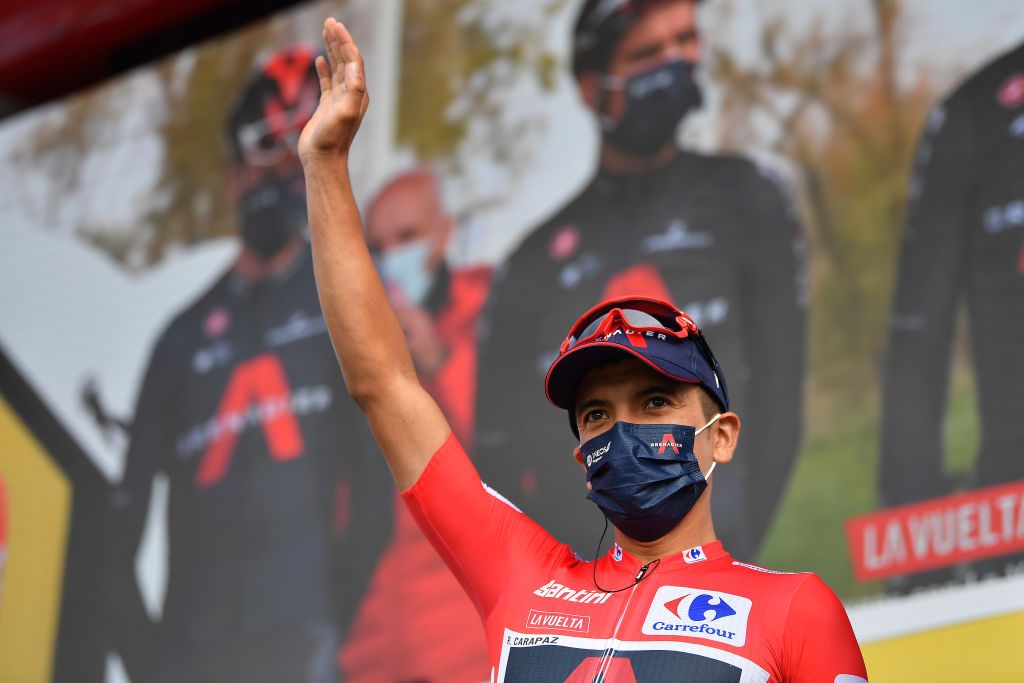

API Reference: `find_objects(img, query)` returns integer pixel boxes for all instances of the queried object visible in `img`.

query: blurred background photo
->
[0,0,1022,681]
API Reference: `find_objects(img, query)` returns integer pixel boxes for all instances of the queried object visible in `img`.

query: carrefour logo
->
[641,586,751,646]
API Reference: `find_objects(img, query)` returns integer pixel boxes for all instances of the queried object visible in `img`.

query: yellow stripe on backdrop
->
[863,611,1024,682]
[0,394,72,683]
[850,572,1024,682]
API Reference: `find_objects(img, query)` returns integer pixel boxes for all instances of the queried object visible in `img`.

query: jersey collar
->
[605,539,730,573]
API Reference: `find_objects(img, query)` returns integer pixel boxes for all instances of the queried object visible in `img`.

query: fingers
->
[334,21,365,76]
[325,19,346,82]
[323,17,365,93]
[323,21,338,74]
[314,55,331,96]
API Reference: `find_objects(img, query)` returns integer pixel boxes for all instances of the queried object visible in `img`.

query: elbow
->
[344,371,415,415]
[346,380,382,413]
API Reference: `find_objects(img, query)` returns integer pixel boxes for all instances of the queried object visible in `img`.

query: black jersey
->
[111,245,392,682]
[474,150,807,560]
[882,42,1024,506]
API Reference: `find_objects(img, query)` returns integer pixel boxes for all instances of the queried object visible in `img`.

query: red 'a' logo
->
[195,354,304,488]
[658,433,680,455]
[564,656,638,682]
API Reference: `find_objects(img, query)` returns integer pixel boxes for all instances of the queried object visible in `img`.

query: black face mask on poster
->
[237,167,307,261]
[599,59,704,157]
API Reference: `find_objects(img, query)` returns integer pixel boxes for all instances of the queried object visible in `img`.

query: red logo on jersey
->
[195,353,304,487]
[656,433,680,455]
[999,74,1024,108]
[550,225,581,261]
[602,263,675,304]
[203,307,231,338]
[663,594,690,619]
[564,656,638,682]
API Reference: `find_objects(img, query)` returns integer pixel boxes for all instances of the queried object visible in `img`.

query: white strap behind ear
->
[695,413,721,436]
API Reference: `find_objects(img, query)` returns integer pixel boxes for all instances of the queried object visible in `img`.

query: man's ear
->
[225,164,245,202]
[577,73,602,112]
[711,412,740,465]
[427,215,455,271]
[573,445,586,469]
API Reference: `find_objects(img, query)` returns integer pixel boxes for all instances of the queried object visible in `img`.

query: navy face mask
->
[599,59,703,157]
[581,415,720,542]
[238,166,307,261]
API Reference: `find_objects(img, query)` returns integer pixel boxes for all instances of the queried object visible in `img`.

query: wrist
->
[300,150,351,175]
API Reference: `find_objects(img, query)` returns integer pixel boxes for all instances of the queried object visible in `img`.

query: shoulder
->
[681,150,798,216]
[953,40,1024,107]
[727,559,817,595]
[494,181,603,282]
[931,42,1024,140]
[675,149,765,187]
[728,564,854,640]
[146,269,234,366]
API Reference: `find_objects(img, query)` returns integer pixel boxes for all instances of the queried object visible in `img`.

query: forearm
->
[299,18,450,488]
[304,156,416,401]
[304,155,449,487]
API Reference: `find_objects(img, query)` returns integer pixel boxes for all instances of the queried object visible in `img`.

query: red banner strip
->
[845,479,1024,581]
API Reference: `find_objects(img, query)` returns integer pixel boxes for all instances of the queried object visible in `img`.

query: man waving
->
[300,18,866,682]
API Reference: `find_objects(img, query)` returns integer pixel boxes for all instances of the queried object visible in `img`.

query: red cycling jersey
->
[403,434,868,682]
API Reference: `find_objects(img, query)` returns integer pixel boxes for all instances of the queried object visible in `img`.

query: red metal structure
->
[0,0,305,116]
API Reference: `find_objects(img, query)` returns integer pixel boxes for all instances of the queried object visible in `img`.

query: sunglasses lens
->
[568,308,674,349]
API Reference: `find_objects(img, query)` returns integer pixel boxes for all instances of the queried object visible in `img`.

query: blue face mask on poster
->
[581,415,720,542]
[376,239,435,306]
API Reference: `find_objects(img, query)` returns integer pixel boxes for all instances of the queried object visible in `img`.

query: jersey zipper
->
[594,561,652,679]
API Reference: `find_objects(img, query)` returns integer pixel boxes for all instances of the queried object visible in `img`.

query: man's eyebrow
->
[627,42,662,62]
[675,28,699,43]
[575,397,608,416]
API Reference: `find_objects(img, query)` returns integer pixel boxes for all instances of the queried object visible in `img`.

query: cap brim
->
[545,340,701,411]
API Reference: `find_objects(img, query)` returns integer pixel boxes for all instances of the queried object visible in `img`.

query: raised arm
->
[298,18,449,489]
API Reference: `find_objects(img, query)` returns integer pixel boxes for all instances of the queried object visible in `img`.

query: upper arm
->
[781,576,867,682]
[358,373,453,491]
[889,96,975,341]
[881,95,977,500]
[740,163,807,341]
[402,432,565,618]
[119,337,177,530]
[736,163,807,452]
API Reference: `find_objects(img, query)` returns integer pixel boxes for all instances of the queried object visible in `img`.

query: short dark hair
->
[571,0,703,77]
[696,385,722,421]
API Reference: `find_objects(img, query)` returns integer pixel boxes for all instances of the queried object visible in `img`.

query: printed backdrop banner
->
[0,1,1022,682]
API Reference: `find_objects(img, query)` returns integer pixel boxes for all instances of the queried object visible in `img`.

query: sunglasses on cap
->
[560,296,722,370]
[235,84,319,167]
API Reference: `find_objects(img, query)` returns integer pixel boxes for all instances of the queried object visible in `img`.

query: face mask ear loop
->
[596,74,625,132]
[695,413,721,481]
[703,461,717,481]
[694,413,721,436]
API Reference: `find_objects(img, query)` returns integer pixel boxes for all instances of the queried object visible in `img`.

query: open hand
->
[298,18,369,163]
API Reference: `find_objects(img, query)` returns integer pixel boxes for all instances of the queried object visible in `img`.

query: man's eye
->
[646,397,669,409]
[583,409,606,423]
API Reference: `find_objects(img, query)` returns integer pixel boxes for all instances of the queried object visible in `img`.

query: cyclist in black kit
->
[474,0,807,560]
[882,41,1024,579]
[107,45,391,683]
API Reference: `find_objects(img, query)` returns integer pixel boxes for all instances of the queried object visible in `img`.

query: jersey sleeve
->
[737,163,808,548]
[780,575,867,682]
[106,331,179,679]
[401,432,568,619]
[880,92,977,506]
